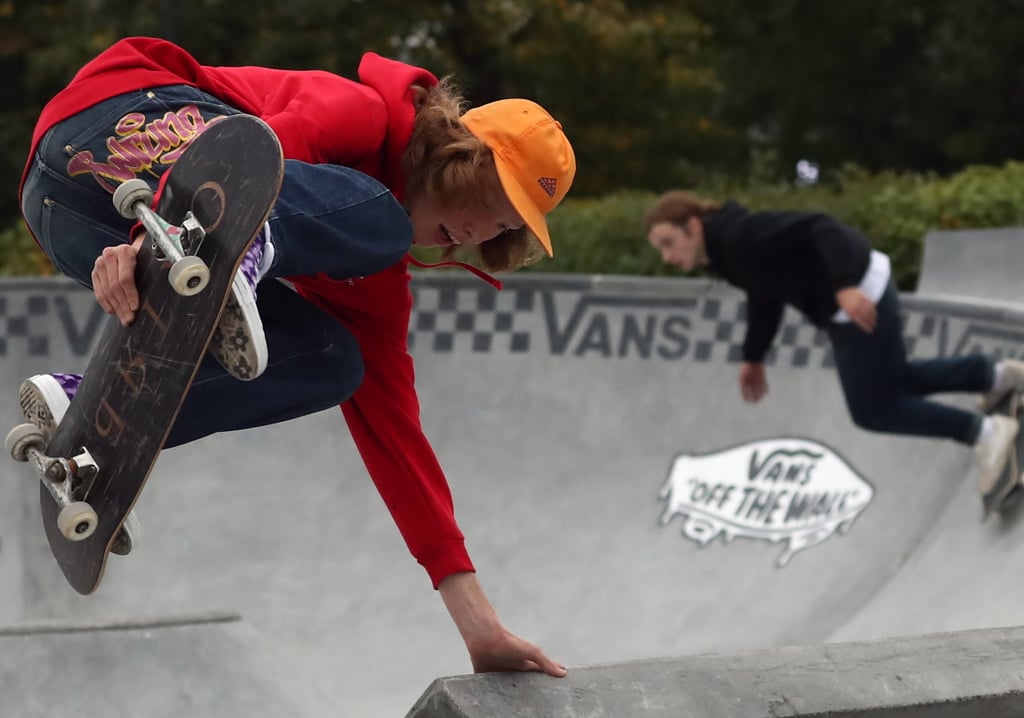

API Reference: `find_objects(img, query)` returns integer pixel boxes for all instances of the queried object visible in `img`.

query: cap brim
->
[493,156,553,256]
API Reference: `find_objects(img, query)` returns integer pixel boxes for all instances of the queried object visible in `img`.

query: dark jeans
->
[828,282,991,445]
[20,86,412,446]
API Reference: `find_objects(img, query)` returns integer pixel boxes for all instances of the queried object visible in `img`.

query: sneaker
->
[208,223,271,381]
[975,413,1020,495]
[980,359,1024,413]
[19,373,140,555]
[19,373,79,434]
[110,510,141,556]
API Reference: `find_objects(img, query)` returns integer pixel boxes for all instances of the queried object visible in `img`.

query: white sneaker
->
[19,373,76,435]
[975,414,1020,495]
[980,359,1024,413]
[19,373,141,555]
[208,223,271,381]
[110,510,141,556]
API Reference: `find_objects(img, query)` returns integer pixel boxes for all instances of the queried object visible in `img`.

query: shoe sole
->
[111,510,141,556]
[208,274,268,381]
[978,420,1020,495]
[19,378,65,434]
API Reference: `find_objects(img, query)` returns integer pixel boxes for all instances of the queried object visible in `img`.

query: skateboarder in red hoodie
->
[18,37,576,677]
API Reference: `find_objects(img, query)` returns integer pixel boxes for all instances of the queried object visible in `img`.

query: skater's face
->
[408,179,525,250]
[647,218,706,272]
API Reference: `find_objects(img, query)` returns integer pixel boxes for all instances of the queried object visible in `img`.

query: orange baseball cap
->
[461,99,576,256]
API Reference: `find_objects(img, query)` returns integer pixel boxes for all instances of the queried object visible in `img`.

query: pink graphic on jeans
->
[66,106,223,192]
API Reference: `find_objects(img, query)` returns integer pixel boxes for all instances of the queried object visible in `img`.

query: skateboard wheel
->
[168,256,210,296]
[57,502,98,541]
[5,423,46,462]
[113,179,154,219]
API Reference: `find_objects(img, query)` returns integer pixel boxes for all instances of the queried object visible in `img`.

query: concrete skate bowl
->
[0,613,332,717]
[3,273,1024,716]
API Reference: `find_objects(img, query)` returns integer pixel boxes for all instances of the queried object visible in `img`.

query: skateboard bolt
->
[45,462,67,482]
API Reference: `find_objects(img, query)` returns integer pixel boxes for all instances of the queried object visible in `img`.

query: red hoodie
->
[21,37,473,587]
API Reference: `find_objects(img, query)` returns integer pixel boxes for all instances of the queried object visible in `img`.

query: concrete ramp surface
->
[3,273,1024,716]
[0,614,325,717]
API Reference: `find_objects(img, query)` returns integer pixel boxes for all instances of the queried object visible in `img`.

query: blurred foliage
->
[4,1,1024,281]
[0,0,717,227]
[690,0,1024,179]
[526,161,1024,291]
[0,221,54,275]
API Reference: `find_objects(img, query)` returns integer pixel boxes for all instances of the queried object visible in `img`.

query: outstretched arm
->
[440,572,567,676]
[301,264,564,675]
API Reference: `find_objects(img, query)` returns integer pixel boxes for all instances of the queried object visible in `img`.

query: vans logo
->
[658,438,874,566]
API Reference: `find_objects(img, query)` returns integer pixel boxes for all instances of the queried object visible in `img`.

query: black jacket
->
[703,201,871,362]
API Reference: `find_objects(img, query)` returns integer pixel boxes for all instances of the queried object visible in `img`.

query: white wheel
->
[113,179,153,219]
[57,501,98,541]
[168,256,210,296]
[5,423,45,462]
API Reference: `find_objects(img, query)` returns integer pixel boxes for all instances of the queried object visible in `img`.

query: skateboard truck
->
[151,212,206,261]
[6,423,100,541]
[113,178,211,296]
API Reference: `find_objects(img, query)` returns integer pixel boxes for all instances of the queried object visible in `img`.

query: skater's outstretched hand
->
[439,572,568,677]
[836,287,877,333]
[465,623,566,675]
[739,361,768,403]
[92,234,145,326]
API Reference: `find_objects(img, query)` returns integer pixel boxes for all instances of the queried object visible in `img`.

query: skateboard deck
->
[27,114,282,594]
[981,387,1024,517]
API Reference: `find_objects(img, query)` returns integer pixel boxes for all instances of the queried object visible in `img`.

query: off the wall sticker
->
[658,438,874,566]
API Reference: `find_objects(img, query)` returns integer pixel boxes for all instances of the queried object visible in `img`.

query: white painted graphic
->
[658,438,874,566]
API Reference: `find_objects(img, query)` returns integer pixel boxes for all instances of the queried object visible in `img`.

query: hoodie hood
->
[357,52,438,202]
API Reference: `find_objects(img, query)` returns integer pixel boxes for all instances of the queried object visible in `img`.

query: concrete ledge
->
[917,227,1024,305]
[407,626,1024,718]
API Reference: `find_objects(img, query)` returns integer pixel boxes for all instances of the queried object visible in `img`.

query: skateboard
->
[5,114,283,594]
[981,387,1024,517]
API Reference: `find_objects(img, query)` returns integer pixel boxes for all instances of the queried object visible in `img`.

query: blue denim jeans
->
[21,86,412,446]
[828,282,991,445]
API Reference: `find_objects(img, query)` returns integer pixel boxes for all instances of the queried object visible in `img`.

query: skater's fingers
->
[854,304,877,333]
[101,249,132,324]
[93,246,137,326]
[92,251,118,316]
[116,247,139,315]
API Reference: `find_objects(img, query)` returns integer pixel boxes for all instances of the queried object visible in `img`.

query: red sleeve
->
[292,265,474,588]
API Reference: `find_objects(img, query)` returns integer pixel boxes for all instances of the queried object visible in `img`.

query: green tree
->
[692,0,1024,179]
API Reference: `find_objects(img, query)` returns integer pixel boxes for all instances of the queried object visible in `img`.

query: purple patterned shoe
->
[18,372,140,555]
[19,373,80,434]
[208,222,271,381]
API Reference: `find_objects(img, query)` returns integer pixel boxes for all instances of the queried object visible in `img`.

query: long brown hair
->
[402,78,541,273]
[643,190,721,233]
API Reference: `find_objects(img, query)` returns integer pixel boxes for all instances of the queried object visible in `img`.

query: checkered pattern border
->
[0,294,51,357]
[409,286,534,354]
[2,283,1023,369]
